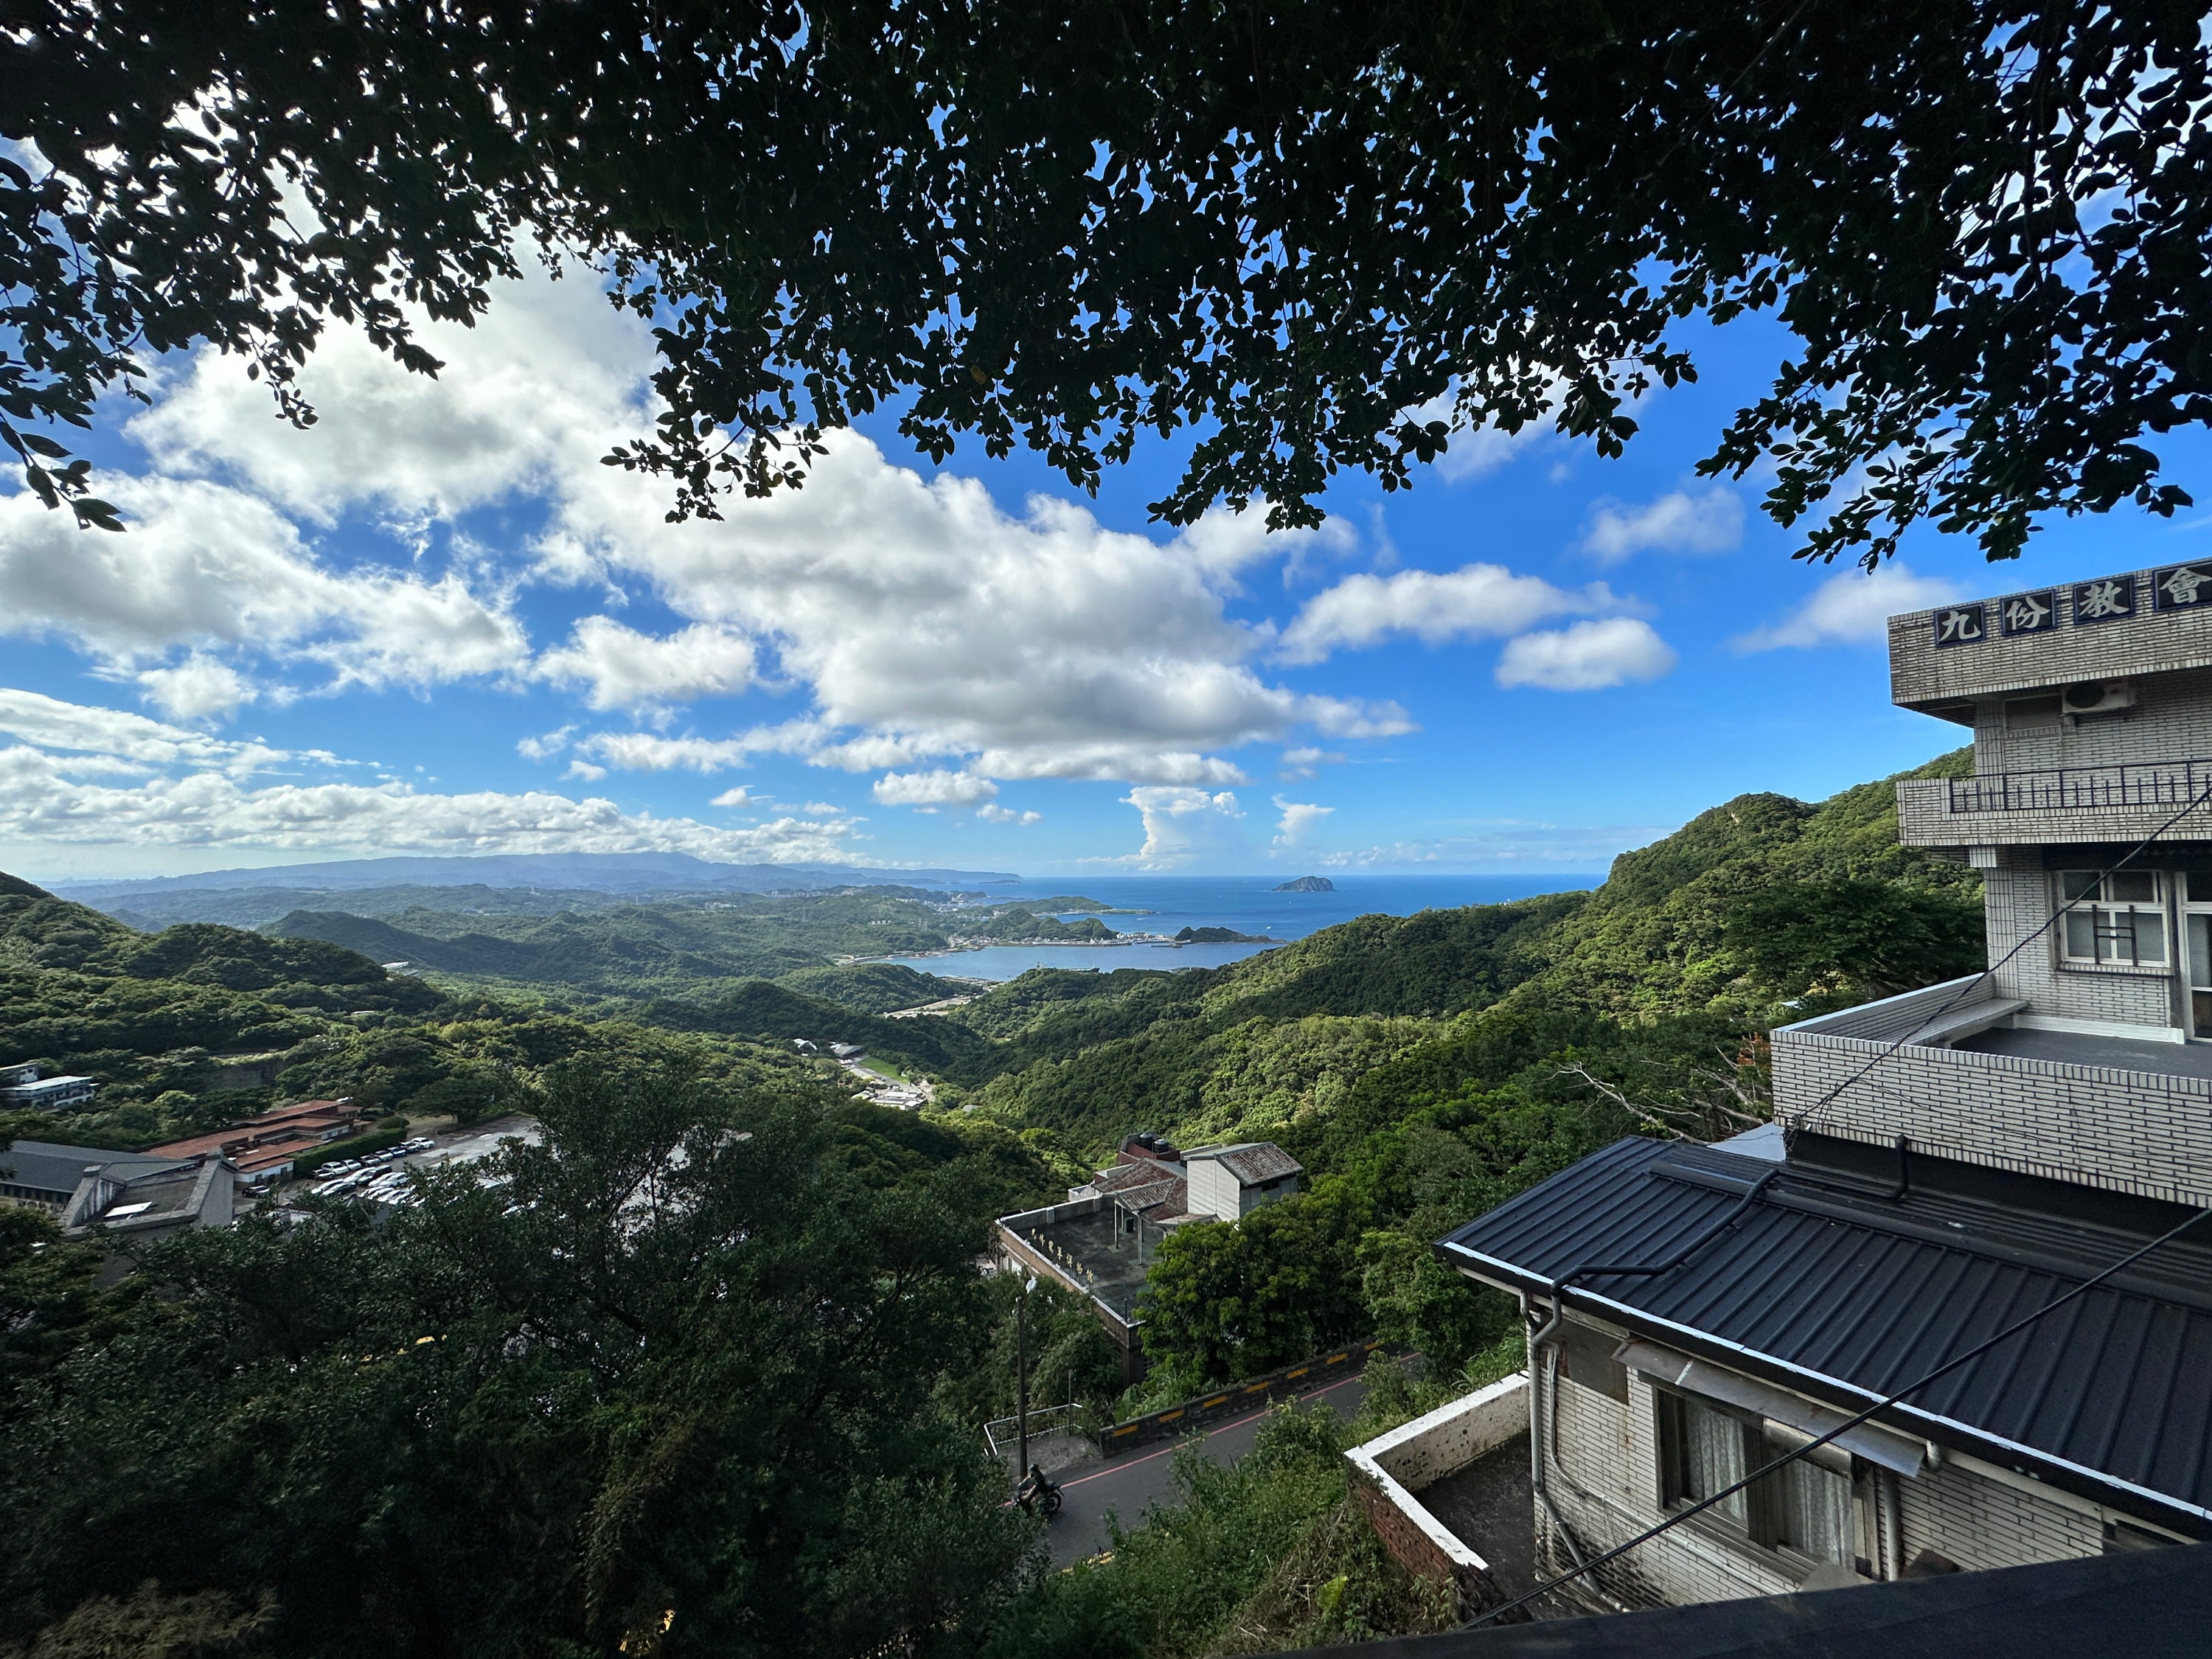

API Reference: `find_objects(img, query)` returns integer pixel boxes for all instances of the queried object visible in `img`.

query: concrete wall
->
[1978,854,2183,1032]
[1345,1374,1527,1615]
[1889,568,2212,709]
[1770,1020,2212,1207]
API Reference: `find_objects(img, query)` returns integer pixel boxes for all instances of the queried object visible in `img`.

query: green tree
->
[9,7,2206,561]
[1722,877,1986,1002]
[1135,1184,1368,1385]
[0,1063,1039,1658]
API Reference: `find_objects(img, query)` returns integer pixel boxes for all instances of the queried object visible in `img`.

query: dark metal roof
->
[1439,1137,2212,1525]
[0,1140,192,1200]
[1286,1540,2212,1659]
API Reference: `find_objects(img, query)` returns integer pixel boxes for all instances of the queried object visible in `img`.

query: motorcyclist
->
[1015,1462,1063,1516]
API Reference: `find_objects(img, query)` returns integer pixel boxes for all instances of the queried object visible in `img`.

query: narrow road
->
[1042,1369,1369,1566]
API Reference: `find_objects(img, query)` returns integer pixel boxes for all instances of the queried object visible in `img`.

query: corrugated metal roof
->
[1439,1137,2212,1522]
[1190,1141,1303,1185]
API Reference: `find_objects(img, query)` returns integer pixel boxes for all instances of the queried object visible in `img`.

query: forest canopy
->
[7,3,2208,562]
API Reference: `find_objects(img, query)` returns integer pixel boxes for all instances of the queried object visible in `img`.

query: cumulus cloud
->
[534,618,757,710]
[1271,796,1334,847]
[1730,564,1967,653]
[544,428,1405,780]
[135,655,256,722]
[1495,619,1679,691]
[977,804,1043,825]
[871,769,999,807]
[0,473,527,690]
[1580,485,1744,566]
[1278,563,1629,665]
[14,264,1419,820]
[515,726,575,761]
[0,744,858,862]
[1114,787,1248,867]
[709,786,753,807]
[572,732,757,773]
[0,689,293,775]
[126,262,649,529]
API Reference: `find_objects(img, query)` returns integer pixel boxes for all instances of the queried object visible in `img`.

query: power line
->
[1461,1197,2212,1630]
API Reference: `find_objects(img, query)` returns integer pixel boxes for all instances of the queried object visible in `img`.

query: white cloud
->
[1403,384,1562,482]
[20,266,1416,796]
[516,725,575,761]
[709,786,753,807]
[1495,619,1679,691]
[549,429,1404,781]
[573,732,757,773]
[872,769,999,807]
[1730,564,1967,653]
[1278,563,1628,665]
[977,804,1043,825]
[1271,795,1334,847]
[563,759,608,782]
[1580,485,1744,566]
[135,655,255,721]
[1278,746,1344,781]
[534,617,757,710]
[126,262,648,530]
[0,474,528,690]
[0,743,859,862]
[1114,787,1248,867]
[0,688,291,776]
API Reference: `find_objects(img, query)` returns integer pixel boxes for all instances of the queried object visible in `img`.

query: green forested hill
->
[268,891,954,994]
[955,751,1980,1157]
[773,961,976,1013]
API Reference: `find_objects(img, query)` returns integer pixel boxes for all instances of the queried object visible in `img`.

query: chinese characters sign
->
[1932,568,2212,645]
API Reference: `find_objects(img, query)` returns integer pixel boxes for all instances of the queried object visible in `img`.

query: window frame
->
[1654,1385,1865,1577]
[2056,869,2169,970]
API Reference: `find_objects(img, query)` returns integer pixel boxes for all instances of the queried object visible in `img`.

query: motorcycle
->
[1015,1463,1063,1517]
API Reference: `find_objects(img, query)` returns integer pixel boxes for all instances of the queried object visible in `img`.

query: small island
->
[1173,925,1277,944]
[1272,875,1335,892]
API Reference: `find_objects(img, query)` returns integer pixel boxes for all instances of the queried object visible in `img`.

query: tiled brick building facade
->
[1427,562,2212,1618]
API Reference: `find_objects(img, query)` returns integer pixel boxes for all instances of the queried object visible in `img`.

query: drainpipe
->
[1520,1167,1780,1610]
[1525,1295,1596,1582]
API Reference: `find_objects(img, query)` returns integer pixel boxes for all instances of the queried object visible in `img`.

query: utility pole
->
[1016,1272,1035,1479]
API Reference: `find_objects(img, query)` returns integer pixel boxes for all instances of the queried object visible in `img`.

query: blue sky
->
[4,264,2210,883]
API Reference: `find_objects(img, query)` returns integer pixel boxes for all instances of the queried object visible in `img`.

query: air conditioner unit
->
[2062,680,2137,720]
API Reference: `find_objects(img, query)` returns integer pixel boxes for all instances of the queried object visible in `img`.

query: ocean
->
[874,872,1598,981]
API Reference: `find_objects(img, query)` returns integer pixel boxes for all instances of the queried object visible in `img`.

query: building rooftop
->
[1313,1541,2212,1659]
[1189,1141,1304,1185]
[1006,1201,1164,1320]
[1439,1135,2212,1528]
[0,1141,192,1202]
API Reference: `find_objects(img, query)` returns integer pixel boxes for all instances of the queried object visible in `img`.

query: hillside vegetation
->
[0,751,1991,1659]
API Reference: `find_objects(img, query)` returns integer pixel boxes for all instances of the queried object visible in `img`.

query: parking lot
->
[293,1113,540,1208]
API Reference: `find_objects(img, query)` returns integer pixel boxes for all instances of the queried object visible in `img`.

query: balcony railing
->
[1948,757,2212,813]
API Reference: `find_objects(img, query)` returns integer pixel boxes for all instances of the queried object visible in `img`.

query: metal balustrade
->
[1947,758,2212,813]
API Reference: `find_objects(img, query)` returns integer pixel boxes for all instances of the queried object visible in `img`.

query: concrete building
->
[0,1062,97,1112]
[147,1099,363,1185]
[0,1139,237,1242]
[998,1133,1304,1384]
[1397,563,2212,1621]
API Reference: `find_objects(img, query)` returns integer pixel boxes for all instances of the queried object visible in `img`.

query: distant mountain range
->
[51,852,1022,902]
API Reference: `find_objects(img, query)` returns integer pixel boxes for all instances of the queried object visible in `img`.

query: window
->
[1659,1392,1856,1570]
[2004,695,2065,731]
[2058,870,2166,966]
[1556,1319,1628,1402]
